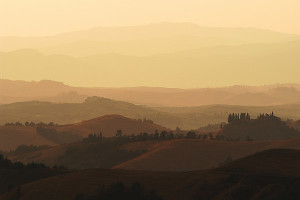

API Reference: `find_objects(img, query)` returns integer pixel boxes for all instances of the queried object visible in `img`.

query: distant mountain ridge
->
[1,22,299,55]
[1,23,300,88]
[1,39,299,88]
[1,79,300,107]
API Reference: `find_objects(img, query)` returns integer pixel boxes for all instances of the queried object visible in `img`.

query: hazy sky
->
[1,0,299,88]
[1,0,300,36]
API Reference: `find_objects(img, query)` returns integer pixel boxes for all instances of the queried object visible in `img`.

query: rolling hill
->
[8,137,300,171]
[0,126,55,151]
[220,149,300,177]
[0,165,68,197]
[0,114,167,151]
[114,138,300,171]
[56,114,167,137]
[1,96,300,130]
[1,149,299,200]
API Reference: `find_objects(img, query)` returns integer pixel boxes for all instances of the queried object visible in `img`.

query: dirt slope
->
[114,138,300,171]
[0,115,167,151]
[0,126,55,151]
[57,114,167,137]
[8,138,300,171]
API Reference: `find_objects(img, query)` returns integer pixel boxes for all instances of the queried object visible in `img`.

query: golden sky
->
[1,0,300,88]
[1,0,300,36]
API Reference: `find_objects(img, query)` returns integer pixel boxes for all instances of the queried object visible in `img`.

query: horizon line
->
[1,78,299,90]
[1,21,299,38]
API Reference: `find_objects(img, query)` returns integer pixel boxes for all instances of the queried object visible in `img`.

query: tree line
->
[84,129,215,143]
[4,121,58,127]
[0,153,47,169]
[0,153,67,170]
[220,112,300,140]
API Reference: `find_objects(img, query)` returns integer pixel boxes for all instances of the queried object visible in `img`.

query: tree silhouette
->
[116,129,123,137]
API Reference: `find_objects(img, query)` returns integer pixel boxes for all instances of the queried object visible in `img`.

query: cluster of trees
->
[135,118,154,124]
[228,112,280,124]
[4,121,57,127]
[84,130,216,143]
[0,154,47,169]
[124,130,176,141]
[220,112,300,141]
[4,122,23,126]
[75,182,162,200]
[126,130,216,141]
[257,112,280,121]
[84,132,103,142]
[228,113,251,123]
[0,153,67,170]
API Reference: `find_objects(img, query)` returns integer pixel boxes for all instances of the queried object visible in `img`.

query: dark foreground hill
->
[1,149,299,200]
[220,149,300,177]
[0,155,68,196]
[8,137,300,171]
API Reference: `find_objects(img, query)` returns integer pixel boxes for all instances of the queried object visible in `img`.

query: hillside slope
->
[0,126,55,151]
[0,114,166,151]
[220,149,300,177]
[8,138,300,171]
[57,114,167,137]
[115,138,300,171]
[1,149,299,200]
[0,97,173,127]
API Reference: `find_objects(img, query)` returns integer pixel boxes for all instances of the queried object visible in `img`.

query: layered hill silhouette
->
[2,149,300,200]
[0,97,182,129]
[1,23,299,55]
[1,79,300,107]
[1,96,300,130]
[0,114,166,151]
[1,39,300,89]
